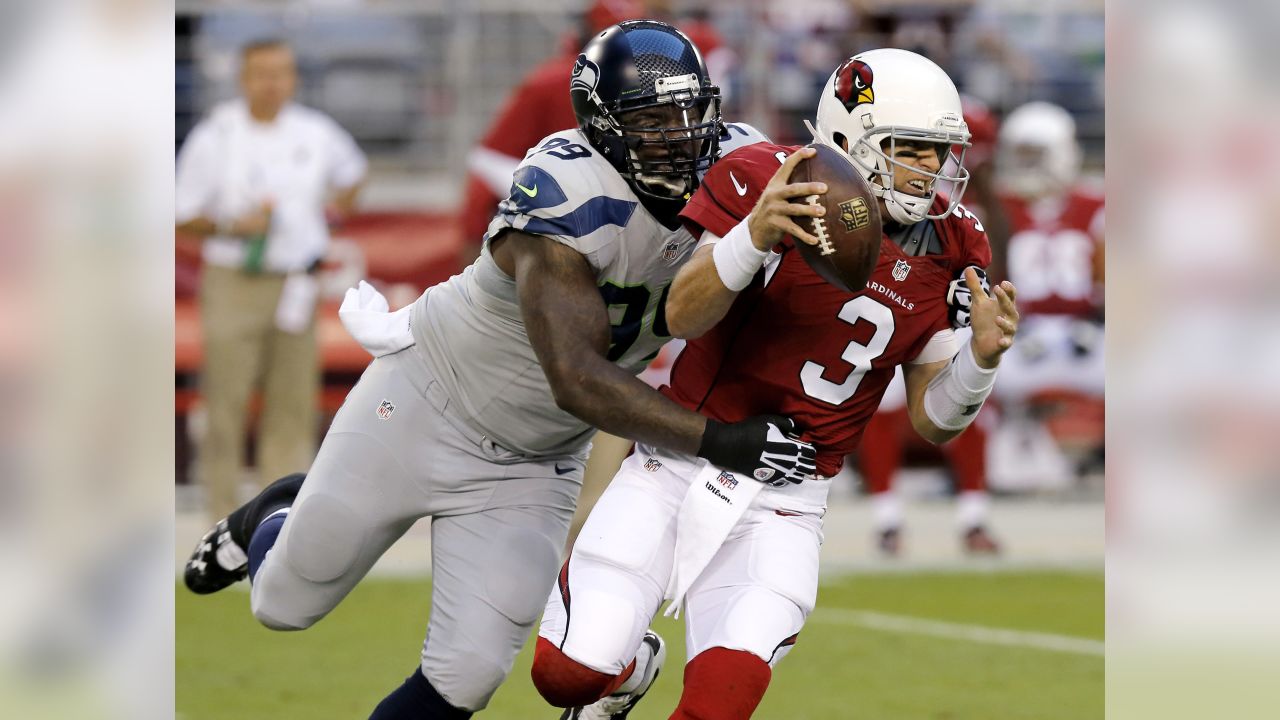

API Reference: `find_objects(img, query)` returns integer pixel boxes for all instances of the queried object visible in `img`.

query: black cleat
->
[183,518,249,594]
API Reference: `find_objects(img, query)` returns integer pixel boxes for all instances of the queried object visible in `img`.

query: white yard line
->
[808,608,1105,657]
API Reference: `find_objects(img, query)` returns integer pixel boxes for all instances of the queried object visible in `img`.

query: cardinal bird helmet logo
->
[834,58,875,112]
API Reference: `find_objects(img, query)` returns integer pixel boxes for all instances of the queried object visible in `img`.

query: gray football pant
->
[249,348,584,712]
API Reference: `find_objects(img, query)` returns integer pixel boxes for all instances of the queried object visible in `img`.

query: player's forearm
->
[908,404,962,445]
[546,357,706,454]
[666,250,739,339]
[906,342,998,444]
[176,216,219,238]
[328,181,364,219]
[903,359,964,445]
[512,234,709,454]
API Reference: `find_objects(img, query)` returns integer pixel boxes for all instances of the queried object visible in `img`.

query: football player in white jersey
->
[181,21,816,719]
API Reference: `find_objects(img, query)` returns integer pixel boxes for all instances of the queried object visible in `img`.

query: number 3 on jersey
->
[800,296,894,405]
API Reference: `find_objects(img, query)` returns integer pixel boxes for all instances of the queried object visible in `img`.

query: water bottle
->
[242,203,273,274]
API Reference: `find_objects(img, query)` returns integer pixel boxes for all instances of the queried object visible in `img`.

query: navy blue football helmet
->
[570,20,722,199]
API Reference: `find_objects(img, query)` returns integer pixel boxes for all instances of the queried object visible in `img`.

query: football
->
[790,143,882,293]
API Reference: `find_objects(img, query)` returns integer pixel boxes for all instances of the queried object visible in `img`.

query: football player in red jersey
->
[995,100,1103,394]
[530,50,1020,719]
[987,100,1104,485]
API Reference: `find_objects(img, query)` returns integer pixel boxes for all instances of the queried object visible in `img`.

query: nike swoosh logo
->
[554,463,575,476]
[729,171,748,197]
[515,182,538,198]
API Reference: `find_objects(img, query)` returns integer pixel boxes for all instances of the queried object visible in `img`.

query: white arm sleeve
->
[922,341,998,431]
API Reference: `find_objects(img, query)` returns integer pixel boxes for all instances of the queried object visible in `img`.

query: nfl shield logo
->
[376,399,396,420]
[662,240,680,262]
[892,259,911,282]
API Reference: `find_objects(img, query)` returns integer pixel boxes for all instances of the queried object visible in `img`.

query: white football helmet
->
[808,48,970,225]
[997,101,1081,199]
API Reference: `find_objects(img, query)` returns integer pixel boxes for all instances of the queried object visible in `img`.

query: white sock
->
[955,491,989,531]
[871,491,903,531]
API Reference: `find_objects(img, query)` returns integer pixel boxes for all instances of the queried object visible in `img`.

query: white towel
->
[338,280,414,357]
[663,462,764,619]
[274,272,320,334]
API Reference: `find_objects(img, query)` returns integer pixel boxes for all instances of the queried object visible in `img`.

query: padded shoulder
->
[487,129,639,257]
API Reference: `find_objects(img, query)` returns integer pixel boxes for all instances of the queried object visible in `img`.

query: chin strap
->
[883,188,931,224]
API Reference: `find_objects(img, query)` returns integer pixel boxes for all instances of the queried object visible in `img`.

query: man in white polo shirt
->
[176,38,366,521]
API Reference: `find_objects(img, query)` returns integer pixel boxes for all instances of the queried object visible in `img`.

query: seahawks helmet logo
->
[570,54,601,97]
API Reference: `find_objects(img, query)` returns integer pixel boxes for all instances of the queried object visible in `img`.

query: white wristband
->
[711,216,769,292]
[923,341,998,431]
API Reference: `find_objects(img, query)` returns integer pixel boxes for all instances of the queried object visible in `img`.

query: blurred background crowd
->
[173,0,1106,559]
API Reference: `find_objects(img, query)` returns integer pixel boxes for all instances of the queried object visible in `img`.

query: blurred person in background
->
[455,0,644,269]
[174,38,367,522]
[989,100,1104,484]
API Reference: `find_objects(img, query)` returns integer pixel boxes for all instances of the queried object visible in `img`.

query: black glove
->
[946,265,990,329]
[697,415,818,487]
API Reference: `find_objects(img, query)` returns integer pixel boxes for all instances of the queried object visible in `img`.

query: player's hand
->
[228,202,273,238]
[946,265,989,329]
[697,415,818,486]
[746,147,828,252]
[966,267,1019,368]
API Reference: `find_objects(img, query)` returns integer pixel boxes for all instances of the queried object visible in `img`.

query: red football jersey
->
[999,188,1104,317]
[670,143,992,476]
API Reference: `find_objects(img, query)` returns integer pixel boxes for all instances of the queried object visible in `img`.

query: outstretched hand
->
[966,267,1019,368]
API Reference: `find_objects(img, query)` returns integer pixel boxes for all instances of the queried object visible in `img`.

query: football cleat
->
[560,631,666,720]
[184,518,249,594]
[962,526,1002,555]
[876,526,902,557]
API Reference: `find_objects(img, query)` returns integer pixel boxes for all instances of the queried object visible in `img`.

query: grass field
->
[177,570,1102,719]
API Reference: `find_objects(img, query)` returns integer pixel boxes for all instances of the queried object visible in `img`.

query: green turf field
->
[177,570,1102,719]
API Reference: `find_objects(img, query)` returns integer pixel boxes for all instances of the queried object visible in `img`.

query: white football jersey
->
[411,123,767,456]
